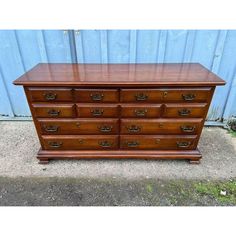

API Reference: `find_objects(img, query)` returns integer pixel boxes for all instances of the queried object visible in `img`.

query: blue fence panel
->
[0,29,236,122]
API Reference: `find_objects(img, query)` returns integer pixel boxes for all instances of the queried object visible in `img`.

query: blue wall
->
[0,30,235,121]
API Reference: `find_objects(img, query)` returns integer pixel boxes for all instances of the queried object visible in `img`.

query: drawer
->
[38,118,119,134]
[120,87,212,103]
[42,135,118,150]
[121,118,203,135]
[28,87,73,102]
[120,89,162,103]
[32,104,75,118]
[74,89,119,103]
[163,103,207,118]
[161,87,212,102]
[120,135,197,150]
[76,104,119,118]
[121,104,162,118]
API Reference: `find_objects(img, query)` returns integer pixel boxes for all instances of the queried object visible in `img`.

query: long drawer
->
[42,135,119,150]
[120,88,212,103]
[38,118,119,134]
[120,135,197,150]
[121,118,203,135]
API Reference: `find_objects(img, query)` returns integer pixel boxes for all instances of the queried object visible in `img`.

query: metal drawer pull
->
[90,93,104,101]
[134,109,147,117]
[78,139,84,144]
[176,141,191,148]
[126,125,141,133]
[182,94,196,101]
[44,93,57,101]
[91,109,104,116]
[126,141,139,147]
[135,93,148,101]
[178,109,191,116]
[48,141,62,148]
[99,125,113,132]
[99,140,113,148]
[181,125,196,132]
[43,125,58,132]
[47,109,60,117]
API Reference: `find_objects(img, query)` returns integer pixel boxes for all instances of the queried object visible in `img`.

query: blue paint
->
[0,30,235,122]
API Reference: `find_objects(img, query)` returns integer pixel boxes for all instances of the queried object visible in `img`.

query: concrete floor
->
[0,121,236,206]
[0,121,236,180]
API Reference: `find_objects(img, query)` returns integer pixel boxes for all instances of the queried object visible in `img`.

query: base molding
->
[37,148,202,164]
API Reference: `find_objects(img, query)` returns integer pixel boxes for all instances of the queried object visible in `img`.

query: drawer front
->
[120,89,162,103]
[120,88,212,103]
[161,88,212,102]
[42,135,118,150]
[121,104,162,118]
[120,135,197,150]
[163,104,207,118]
[76,104,119,118]
[38,118,119,134]
[28,87,73,102]
[75,89,119,103]
[121,119,203,135]
[32,104,75,118]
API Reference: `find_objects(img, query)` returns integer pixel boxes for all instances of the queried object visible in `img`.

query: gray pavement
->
[0,121,236,180]
[0,121,236,206]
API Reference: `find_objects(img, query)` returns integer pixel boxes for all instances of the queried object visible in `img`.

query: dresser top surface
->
[14,63,225,87]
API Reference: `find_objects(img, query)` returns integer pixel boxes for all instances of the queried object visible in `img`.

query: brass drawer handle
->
[44,93,57,101]
[47,109,60,117]
[99,140,113,148]
[48,141,62,148]
[126,141,139,147]
[178,109,191,116]
[126,125,141,133]
[90,93,104,101]
[181,125,196,132]
[135,93,148,101]
[134,109,147,117]
[91,109,104,116]
[182,94,196,101]
[176,141,191,148]
[43,125,58,132]
[99,125,113,133]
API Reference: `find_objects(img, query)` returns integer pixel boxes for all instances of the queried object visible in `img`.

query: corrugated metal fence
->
[0,30,235,122]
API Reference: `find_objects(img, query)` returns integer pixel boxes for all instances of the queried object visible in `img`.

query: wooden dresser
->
[14,63,225,164]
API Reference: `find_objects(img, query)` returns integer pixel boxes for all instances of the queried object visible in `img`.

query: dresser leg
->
[189,159,200,164]
[38,158,49,164]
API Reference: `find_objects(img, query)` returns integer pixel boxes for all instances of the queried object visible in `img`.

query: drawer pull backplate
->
[176,141,191,148]
[44,93,57,101]
[47,109,61,117]
[182,94,196,101]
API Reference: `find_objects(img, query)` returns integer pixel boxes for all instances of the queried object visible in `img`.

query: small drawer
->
[121,118,203,135]
[28,87,73,102]
[42,135,118,150]
[120,135,197,150]
[38,118,119,135]
[120,89,162,103]
[32,104,75,118]
[161,87,212,103]
[76,104,119,118]
[121,104,162,118]
[163,103,207,118]
[74,89,119,103]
